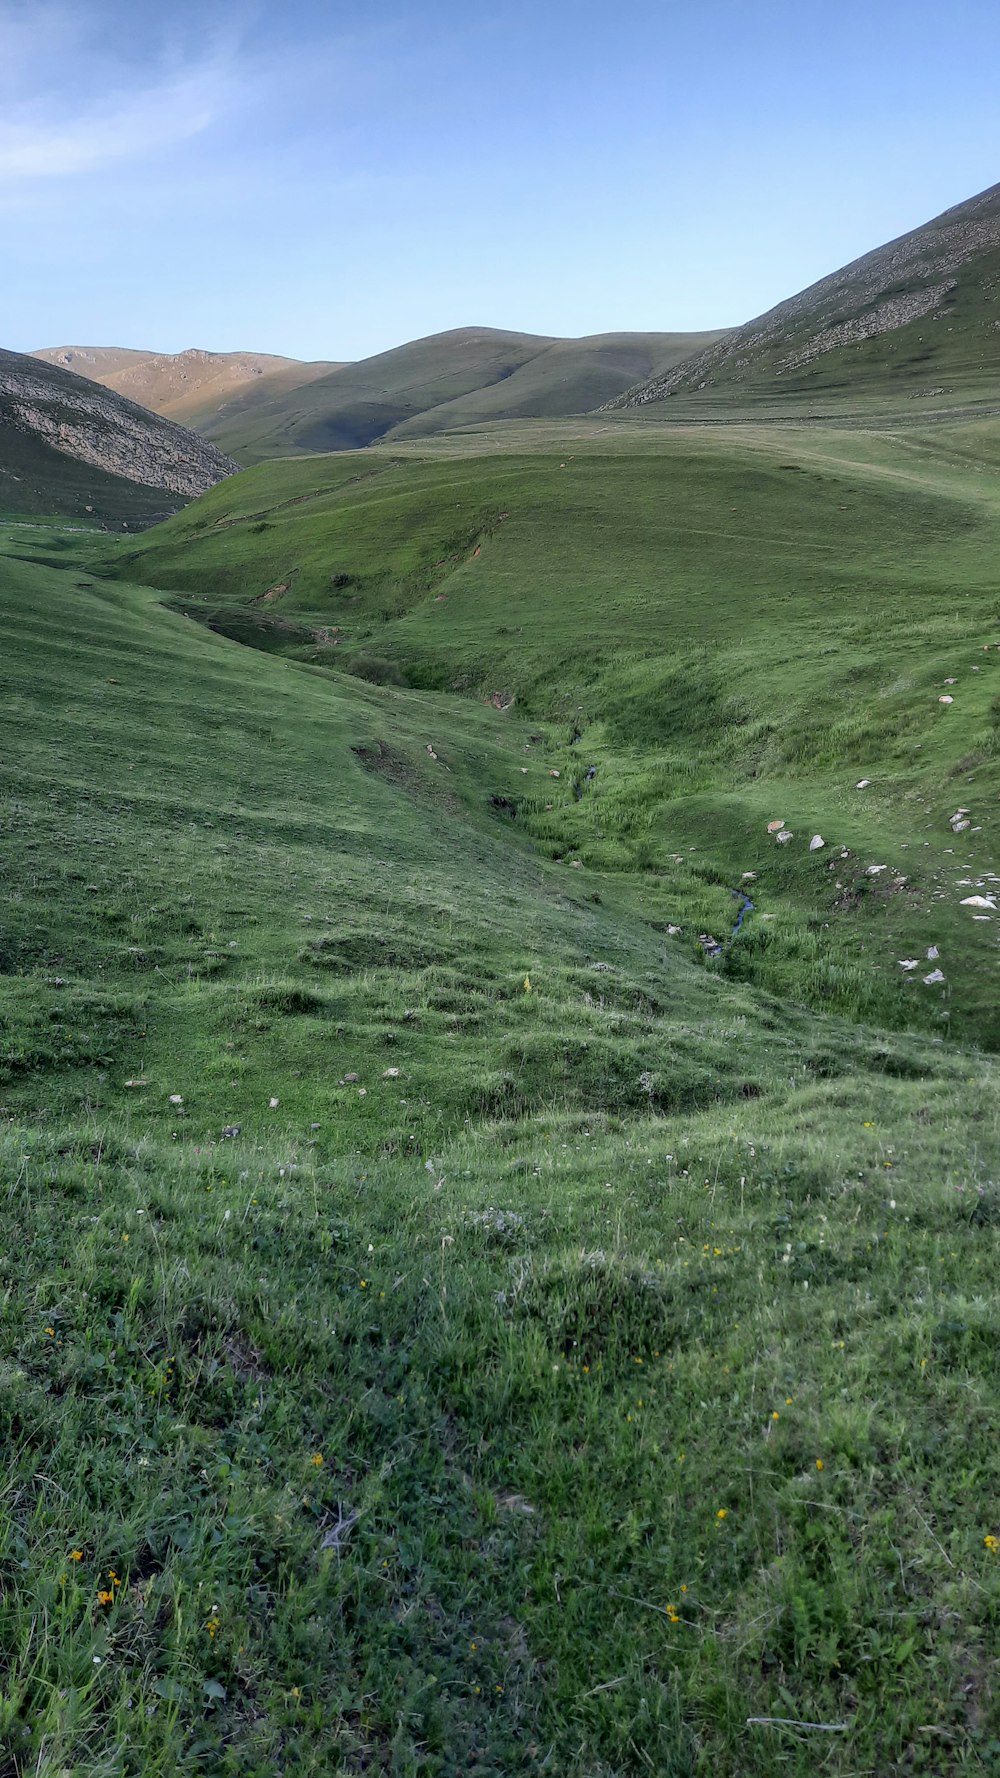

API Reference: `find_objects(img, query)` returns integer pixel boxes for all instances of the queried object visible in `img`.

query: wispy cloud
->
[0,4,242,181]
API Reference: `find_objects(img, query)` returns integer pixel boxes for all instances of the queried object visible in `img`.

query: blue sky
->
[1,0,998,360]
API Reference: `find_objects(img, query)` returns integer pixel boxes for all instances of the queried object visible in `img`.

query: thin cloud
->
[0,4,241,181]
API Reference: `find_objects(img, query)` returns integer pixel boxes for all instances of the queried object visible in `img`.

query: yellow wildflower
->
[984,1535,999,1553]
[69,1550,83,1563]
[310,1454,324,1468]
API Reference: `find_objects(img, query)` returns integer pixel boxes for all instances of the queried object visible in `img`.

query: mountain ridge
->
[608,179,1000,409]
[31,345,346,430]
[194,325,729,461]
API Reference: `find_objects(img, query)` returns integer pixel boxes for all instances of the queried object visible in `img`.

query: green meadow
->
[2,411,1000,1775]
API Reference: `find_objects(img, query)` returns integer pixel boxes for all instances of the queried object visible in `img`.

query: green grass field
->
[3,410,1000,1775]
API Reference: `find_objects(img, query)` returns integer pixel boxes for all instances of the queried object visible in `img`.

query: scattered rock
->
[269,1097,279,1109]
[943,677,957,685]
[342,1072,359,1083]
[809,834,825,851]
[898,960,920,970]
[666,924,682,936]
[767,819,785,833]
[938,695,954,705]
[741,871,757,881]
[776,830,793,844]
[960,895,997,909]
[383,1066,401,1078]
[856,779,872,789]
[168,1094,183,1105]
[927,946,939,960]
[221,1124,241,1140]
[923,968,945,985]
[866,864,887,876]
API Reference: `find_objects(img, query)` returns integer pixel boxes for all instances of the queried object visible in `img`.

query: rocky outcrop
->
[0,347,238,495]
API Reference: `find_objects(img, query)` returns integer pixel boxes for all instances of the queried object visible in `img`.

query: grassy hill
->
[4,409,1000,1772]
[612,179,1000,416]
[199,327,725,462]
[117,418,1000,1046]
[33,346,346,430]
[0,347,237,522]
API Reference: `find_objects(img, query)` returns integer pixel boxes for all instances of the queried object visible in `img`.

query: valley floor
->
[1,413,999,1775]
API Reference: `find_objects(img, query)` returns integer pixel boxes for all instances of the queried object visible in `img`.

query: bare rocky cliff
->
[0,347,238,496]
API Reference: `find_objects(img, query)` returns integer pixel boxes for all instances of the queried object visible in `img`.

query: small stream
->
[702,890,754,958]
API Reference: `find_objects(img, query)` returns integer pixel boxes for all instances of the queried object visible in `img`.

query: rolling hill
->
[113,415,1000,1047]
[610,178,1000,413]
[0,347,238,522]
[32,345,345,431]
[196,326,727,461]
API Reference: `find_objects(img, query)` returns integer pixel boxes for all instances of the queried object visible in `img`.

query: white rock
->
[856,779,872,789]
[923,968,945,984]
[169,1094,183,1105]
[866,864,887,876]
[960,895,997,909]
[943,677,957,685]
[776,830,793,844]
[898,959,920,970]
[938,695,954,705]
[809,835,825,851]
[667,924,681,935]
[927,946,939,960]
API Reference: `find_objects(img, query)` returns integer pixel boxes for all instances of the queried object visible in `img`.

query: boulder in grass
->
[809,834,825,851]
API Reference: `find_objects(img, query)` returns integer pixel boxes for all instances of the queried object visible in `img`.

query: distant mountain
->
[32,346,345,430]
[196,326,728,462]
[610,180,1000,410]
[384,331,729,439]
[0,348,238,523]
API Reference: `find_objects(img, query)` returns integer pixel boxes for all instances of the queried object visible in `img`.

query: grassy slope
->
[120,420,1000,1049]
[384,332,729,440]
[201,329,557,462]
[4,411,1000,1774]
[198,330,726,463]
